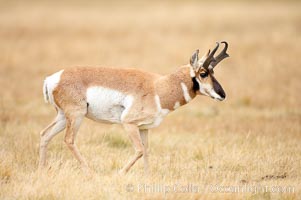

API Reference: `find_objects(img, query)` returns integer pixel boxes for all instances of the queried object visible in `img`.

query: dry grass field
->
[0,1,300,199]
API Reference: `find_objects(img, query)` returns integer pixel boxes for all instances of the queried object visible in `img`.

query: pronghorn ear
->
[190,49,199,70]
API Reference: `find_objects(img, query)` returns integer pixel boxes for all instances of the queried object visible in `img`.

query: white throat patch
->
[181,82,192,103]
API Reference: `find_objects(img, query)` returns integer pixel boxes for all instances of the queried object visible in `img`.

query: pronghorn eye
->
[200,72,208,78]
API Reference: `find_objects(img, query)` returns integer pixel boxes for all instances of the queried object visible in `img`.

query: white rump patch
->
[86,86,133,124]
[43,70,64,105]
[181,82,192,103]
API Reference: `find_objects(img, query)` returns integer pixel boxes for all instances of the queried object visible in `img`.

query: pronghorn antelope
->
[39,41,229,174]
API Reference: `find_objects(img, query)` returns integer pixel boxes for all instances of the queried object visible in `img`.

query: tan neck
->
[155,65,196,110]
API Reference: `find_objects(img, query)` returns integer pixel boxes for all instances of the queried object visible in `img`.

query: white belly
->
[85,87,170,129]
[85,86,132,124]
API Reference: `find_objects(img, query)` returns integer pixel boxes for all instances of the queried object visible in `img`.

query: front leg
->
[140,129,149,174]
[119,124,144,175]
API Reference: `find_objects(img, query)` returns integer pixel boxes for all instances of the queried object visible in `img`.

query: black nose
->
[219,89,226,99]
[212,79,226,99]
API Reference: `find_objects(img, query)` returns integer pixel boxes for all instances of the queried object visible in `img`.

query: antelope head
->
[190,41,229,101]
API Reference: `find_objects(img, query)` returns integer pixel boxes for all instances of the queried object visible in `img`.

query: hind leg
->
[64,109,90,172]
[39,110,66,168]
[40,107,60,137]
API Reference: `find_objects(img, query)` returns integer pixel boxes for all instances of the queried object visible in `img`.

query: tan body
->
[39,42,229,174]
[54,66,194,128]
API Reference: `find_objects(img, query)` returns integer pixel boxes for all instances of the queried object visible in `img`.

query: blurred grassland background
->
[0,0,300,199]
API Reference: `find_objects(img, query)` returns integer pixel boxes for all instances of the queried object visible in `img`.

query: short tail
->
[42,69,64,105]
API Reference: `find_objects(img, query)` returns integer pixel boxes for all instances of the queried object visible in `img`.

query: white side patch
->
[44,69,64,105]
[181,82,192,103]
[86,86,133,123]
[173,101,180,110]
[120,95,134,122]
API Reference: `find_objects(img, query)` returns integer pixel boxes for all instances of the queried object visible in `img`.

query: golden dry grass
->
[0,1,300,199]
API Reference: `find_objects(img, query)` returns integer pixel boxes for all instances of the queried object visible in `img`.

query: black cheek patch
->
[192,77,200,92]
[212,77,226,99]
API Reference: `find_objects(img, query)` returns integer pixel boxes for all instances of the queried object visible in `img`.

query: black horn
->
[203,42,219,70]
[209,41,229,69]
